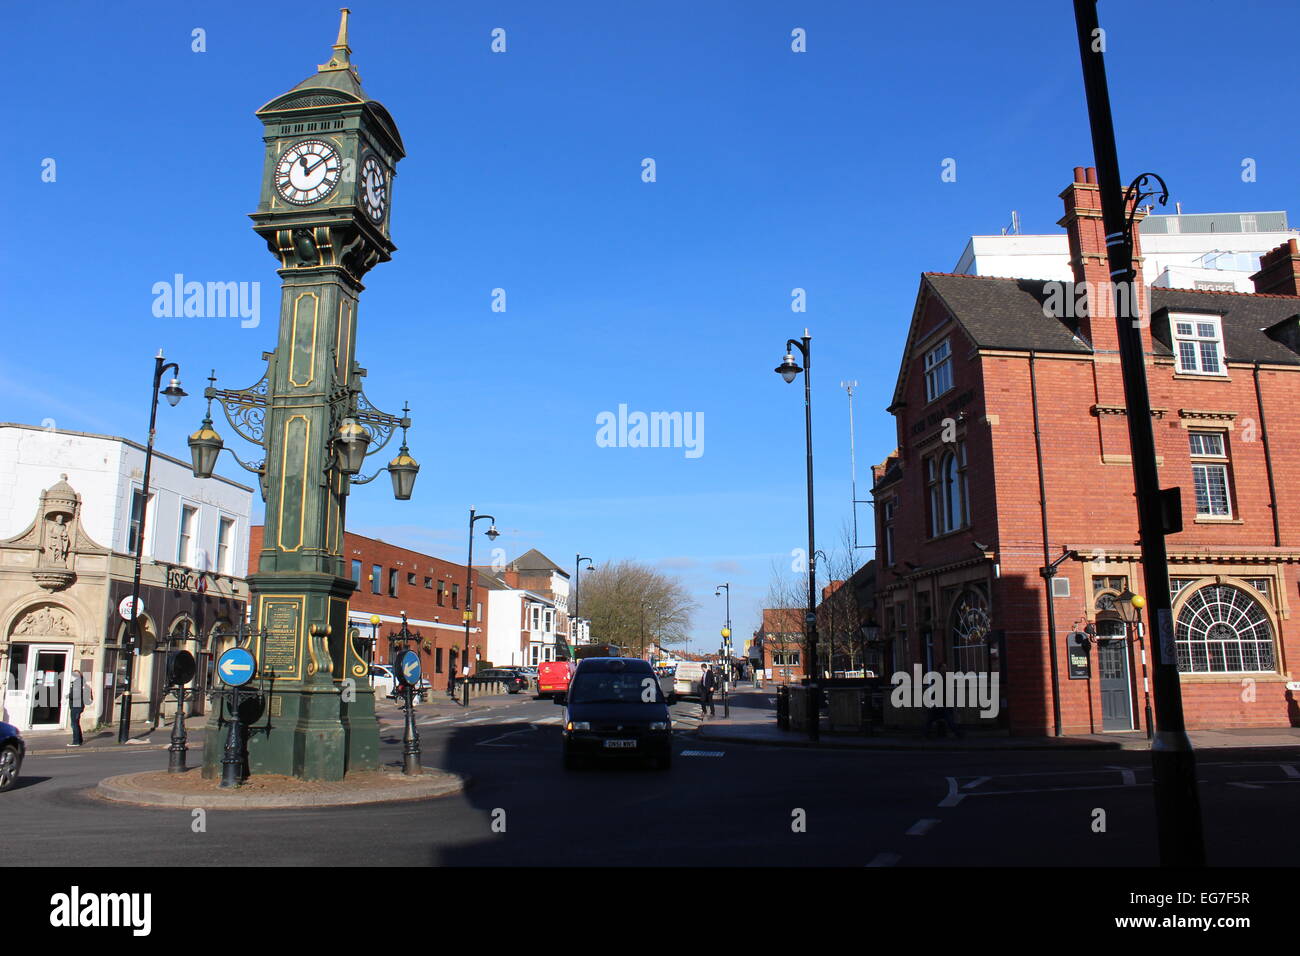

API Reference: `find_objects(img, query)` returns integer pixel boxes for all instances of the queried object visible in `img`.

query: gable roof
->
[1150,287,1300,367]
[510,549,569,575]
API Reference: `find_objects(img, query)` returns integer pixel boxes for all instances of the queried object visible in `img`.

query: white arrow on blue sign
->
[217,647,256,686]
[396,650,421,686]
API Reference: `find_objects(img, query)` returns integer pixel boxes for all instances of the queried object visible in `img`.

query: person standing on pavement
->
[700,665,718,719]
[67,669,91,747]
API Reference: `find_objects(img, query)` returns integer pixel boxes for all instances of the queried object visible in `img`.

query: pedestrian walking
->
[67,669,91,747]
[700,665,717,718]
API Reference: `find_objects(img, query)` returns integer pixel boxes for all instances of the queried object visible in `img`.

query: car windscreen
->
[570,671,664,705]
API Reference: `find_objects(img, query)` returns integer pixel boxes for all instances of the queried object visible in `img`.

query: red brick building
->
[754,608,808,684]
[872,166,1300,736]
[248,526,484,691]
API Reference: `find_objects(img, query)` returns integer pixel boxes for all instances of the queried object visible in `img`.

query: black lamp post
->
[1072,0,1205,867]
[119,350,186,745]
[463,508,499,685]
[165,622,198,773]
[774,330,819,741]
[1116,589,1153,740]
[715,583,732,683]
[574,555,595,655]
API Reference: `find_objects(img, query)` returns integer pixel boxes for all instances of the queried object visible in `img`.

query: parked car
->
[561,658,672,771]
[0,721,25,793]
[477,667,530,694]
[370,664,430,702]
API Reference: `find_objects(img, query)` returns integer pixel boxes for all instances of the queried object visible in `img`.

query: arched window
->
[1175,584,1275,673]
[949,587,991,673]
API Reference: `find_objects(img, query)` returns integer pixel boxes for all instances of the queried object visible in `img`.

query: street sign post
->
[216,647,256,788]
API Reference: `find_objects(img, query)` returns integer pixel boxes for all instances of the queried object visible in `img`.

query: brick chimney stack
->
[1250,238,1300,296]
[1057,165,1148,350]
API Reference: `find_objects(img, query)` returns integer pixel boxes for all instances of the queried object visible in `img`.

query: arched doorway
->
[5,603,77,731]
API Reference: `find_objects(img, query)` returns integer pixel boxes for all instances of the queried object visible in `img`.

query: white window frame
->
[1171,313,1227,376]
[177,502,199,566]
[1189,430,1232,518]
[216,515,236,575]
[923,339,954,402]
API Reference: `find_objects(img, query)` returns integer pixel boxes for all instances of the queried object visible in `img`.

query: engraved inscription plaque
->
[261,599,302,677]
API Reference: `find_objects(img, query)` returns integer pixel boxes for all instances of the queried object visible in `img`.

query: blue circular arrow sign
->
[217,647,256,687]
[395,649,422,687]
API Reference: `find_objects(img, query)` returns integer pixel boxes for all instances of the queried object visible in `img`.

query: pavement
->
[698,683,1300,752]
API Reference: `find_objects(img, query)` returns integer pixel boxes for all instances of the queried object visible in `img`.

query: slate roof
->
[921,273,1300,365]
[511,549,569,575]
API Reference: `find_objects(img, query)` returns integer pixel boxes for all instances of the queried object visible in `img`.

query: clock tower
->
[198,9,417,781]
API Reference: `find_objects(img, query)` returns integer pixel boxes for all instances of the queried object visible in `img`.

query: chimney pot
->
[1073,165,1087,183]
[1086,166,1098,184]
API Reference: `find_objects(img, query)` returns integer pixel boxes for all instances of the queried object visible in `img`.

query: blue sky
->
[5,0,1298,651]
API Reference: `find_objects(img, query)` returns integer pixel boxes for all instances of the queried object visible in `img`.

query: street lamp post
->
[774,329,819,742]
[119,350,187,745]
[715,583,732,683]
[1116,590,1153,741]
[1072,0,1205,866]
[574,555,595,656]
[463,509,499,689]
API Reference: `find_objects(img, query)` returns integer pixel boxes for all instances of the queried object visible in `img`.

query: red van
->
[537,660,575,699]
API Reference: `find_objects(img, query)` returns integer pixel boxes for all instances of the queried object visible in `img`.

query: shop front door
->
[29,647,71,730]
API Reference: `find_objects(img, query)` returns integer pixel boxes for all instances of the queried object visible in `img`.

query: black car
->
[560,658,672,770]
[0,721,25,793]
[478,668,530,694]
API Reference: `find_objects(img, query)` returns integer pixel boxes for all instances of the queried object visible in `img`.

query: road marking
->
[479,726,539,747]
[866,852,900,867]
[1281,764,1300,778]
[532,717,562,726]
[906,818,940,836]
[680,750,725,757]
[961,776,989,790]
[1229,782,1265,790]
[1106,765,1137,786]
[460,717,494,724]
[939,777,965,807]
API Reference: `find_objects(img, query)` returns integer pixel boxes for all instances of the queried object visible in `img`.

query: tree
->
[579,560,698,658]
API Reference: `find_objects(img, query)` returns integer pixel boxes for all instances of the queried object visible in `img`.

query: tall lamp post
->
[574,555,595,655]
[1116,590,1153,741]
[463,508,499,681]
[715,583,732,682]
[1072,0,1205,866]
[119,350,187,744]
[774,329,819,742]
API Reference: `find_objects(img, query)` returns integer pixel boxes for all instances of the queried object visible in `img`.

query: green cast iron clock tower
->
[196,9,418,781]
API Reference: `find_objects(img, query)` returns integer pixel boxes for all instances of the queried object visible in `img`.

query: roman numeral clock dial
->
[361,155,388,223]
[274,139,342,204]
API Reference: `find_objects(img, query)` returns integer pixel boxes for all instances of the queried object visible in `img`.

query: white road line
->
[460,717,494,725]
[1281,764,1300,778]
[939,776,965,807]
[961,776,989,790]
[906,819,941,836]
[866,852,900,867]
[1229,782,1265,790]
[1106,765,1137,786]
[680,751,725,757]
[479,727,538,747]
[532,717,562,726]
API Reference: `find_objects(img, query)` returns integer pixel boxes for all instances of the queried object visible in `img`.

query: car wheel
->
[0,743,20,792]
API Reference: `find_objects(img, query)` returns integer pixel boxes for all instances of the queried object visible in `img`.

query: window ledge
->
[1178,672,1286,683]
[1193,516,1242,524]
[1171,373,1231,382]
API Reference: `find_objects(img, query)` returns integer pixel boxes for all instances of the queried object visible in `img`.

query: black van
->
[560,658,672,770]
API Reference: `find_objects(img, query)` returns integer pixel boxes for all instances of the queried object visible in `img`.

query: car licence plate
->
[603,739,636,749]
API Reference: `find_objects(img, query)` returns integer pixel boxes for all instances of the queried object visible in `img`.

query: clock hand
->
[303,154,332,175]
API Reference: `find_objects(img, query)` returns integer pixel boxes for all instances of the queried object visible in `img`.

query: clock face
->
[361,155,388,222]
[274,139,342,205]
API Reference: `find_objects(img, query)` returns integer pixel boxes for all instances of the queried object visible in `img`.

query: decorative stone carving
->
[12,604,74,636]
[1,475,109,592]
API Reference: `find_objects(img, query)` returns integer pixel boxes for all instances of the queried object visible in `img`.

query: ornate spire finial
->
[318,8,358,75]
